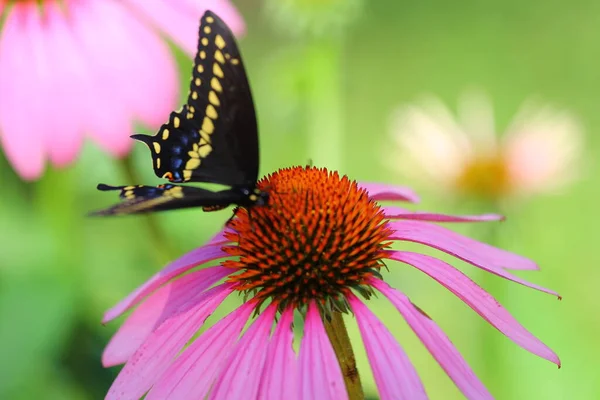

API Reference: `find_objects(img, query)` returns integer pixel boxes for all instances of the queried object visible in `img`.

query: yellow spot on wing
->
[215,50,225,64]
[156,158,161,169]
[188,150,199,158]
[200,51,206,59]
[206,16,214,23]
[173,116,180,128]
[162,129,169,140]
[197,65,204,73]
[213,63,224,78]
[198,145,212,158]
[186,158,201,170]
[231,58,240,65]
[183,170,192,180]
[189,105,196,113]
[192,91,198,100]
[206,104,218,119]
[194,78,201,86]
[208,91,220,106]
[215,35,226,49]
[200,137,209,145]
[200,130,211,143]
[153,142,161,153]
[202,117,214,134]
[211,77,222,92]
[204,26,211,34]
[201,38,209,46]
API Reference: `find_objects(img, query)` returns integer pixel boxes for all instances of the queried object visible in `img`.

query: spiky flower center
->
[222,166,392,311]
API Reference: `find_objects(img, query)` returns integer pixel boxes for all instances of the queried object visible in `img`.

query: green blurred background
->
[0,1,596,399]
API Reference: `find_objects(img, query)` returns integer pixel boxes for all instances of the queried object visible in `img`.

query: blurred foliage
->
[0,0,598,399]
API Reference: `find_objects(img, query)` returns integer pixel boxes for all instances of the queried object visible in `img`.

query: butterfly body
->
[91,11,268,218]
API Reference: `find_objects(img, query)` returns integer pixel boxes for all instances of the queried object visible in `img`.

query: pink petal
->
[70,0,178,153]
[359,182,420,203]
[348,294,427,400]
[106,283,233,400]
[388,219,544,273]
[299,302,348,400]
[0,4,47,179]
[372,279,493,400]
[258,308,297,400]
[210,304,277,399]
[388,251,560,365]
[122,0,245,56]
[206,227,235,246]
[102,266,230,367]
[383,206,503,223]
[147,302,254,400]
[103,245,229,323]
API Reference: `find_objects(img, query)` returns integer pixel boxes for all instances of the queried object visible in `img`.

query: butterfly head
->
[240,186,269,207]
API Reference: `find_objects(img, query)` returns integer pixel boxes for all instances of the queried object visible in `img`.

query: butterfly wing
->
[132,11,259,186]
[89,184,233,216]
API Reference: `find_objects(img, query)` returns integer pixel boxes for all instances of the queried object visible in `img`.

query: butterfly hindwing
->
[132,11,259,187]
[90,183,232,216]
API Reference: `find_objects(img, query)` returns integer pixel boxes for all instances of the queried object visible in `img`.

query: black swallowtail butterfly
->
[91,11,268,216]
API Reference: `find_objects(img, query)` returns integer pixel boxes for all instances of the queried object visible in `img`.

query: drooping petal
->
[372,279,493,400]
[69,0,178,154]
[0,4,47,179]
[348,294,427,400]
[258,307,297,400]
[103,245,229,323]
[299,302,348,400]
[122,0,245,56]
[147,302,254,400]
[388,251,560,365]
[503,101,583,195]
[106,283,233,400]
[210,304,277,399]
[102,266,230,367]
[388,219,543,272]
[359,182,420,203]
[383,206,503,223]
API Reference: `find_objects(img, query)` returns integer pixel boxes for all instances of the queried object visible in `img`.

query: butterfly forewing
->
[90,184,231,216]
[133,11,259,186]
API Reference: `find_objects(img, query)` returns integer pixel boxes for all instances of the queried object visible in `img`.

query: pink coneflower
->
[387,91,583,201]
[102,166,559,400]
[0,0,244,180]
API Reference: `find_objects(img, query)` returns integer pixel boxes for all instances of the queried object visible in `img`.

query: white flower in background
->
[387,90,584,201]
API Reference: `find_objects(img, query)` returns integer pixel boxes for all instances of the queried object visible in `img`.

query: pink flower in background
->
[0,0,244,180]
[387,91,583,201]
[102,166,559,400]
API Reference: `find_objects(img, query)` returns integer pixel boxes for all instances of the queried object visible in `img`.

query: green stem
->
[305,40,343,171]
[322,311,364,400]
[118,155,174,265]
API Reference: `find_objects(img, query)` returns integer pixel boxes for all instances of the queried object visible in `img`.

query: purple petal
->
[103,245,229,323]
[210,305,277,399]
[383,206,504,223]
[102,266,230,367]
[372,279,493,400]
[106,283,233,400]
[258,308,297,400]
[359,182,420,203]
[348,294,427,400]
[206,227,235,246]
[388,219,545,273]
[147,302,254,400]
[299,302,348,400]
[389,251,560,366]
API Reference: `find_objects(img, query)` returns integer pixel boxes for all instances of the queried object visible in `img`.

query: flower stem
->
[119,155,174,265]
[322,310,364,400]
[305,40,343,171]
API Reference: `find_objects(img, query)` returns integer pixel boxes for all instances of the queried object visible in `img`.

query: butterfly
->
[91,10,268,217]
